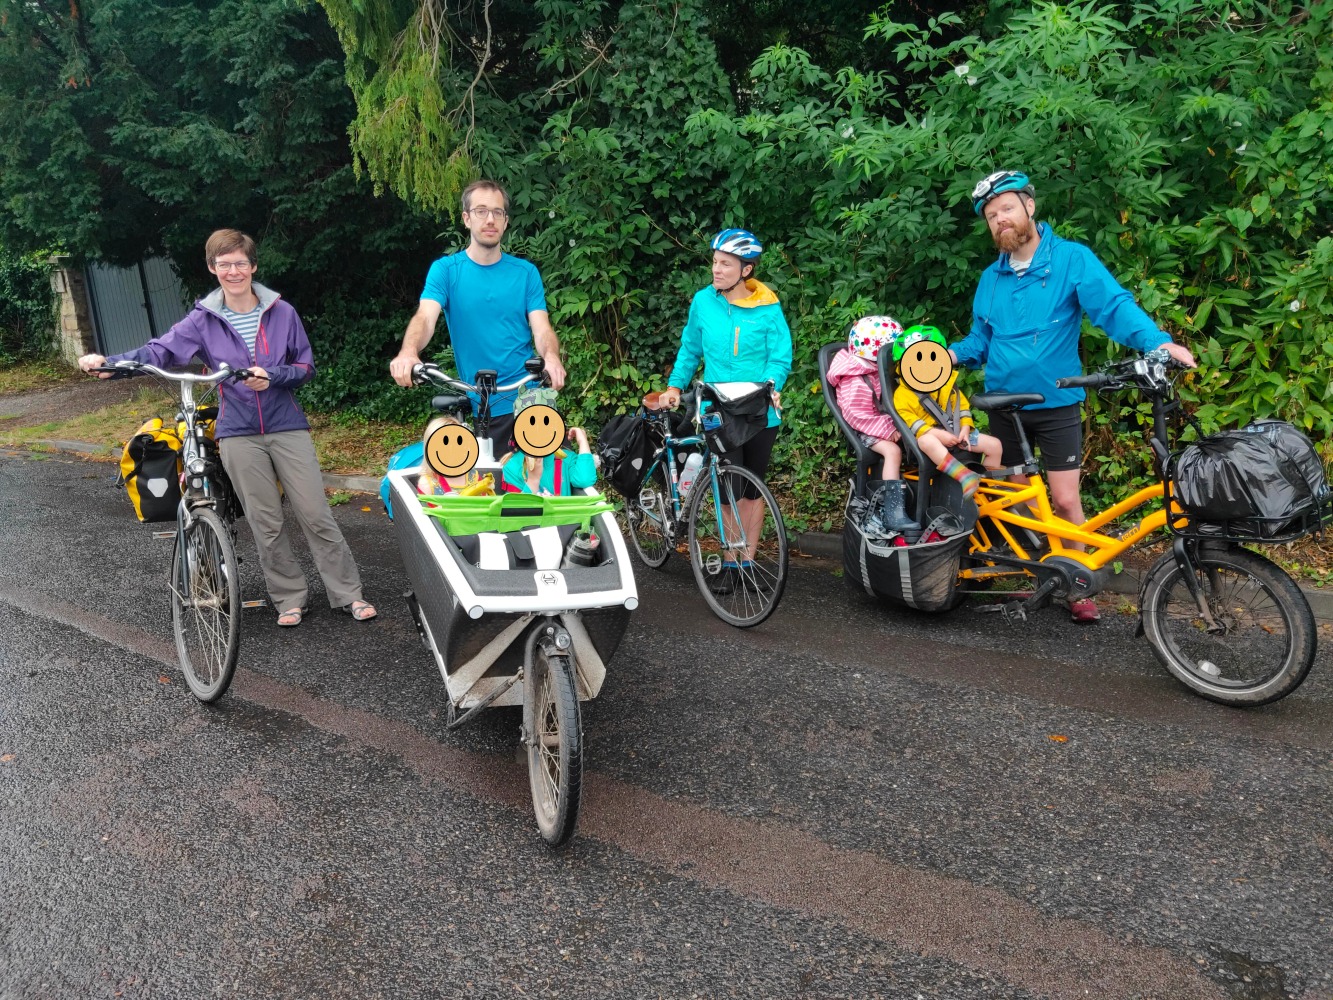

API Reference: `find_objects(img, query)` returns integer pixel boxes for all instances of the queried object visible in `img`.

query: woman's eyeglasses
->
[213,260,254,273]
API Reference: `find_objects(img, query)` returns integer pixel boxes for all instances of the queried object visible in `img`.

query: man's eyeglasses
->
[466,207,508,221]
[213,260,254,273]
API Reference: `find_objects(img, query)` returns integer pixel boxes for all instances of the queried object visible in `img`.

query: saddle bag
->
[1172,419,1330,537]
[701,382,769,454]
[119,417,182,523]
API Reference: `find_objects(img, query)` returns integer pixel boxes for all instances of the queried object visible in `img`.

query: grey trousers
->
[219,429,363,612]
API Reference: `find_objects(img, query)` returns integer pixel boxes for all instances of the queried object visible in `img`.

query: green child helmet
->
[892,325,948,363]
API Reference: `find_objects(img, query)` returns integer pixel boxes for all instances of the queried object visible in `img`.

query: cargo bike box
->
[390,361,639,846]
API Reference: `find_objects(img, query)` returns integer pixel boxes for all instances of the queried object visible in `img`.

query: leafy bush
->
[0,247,56,362]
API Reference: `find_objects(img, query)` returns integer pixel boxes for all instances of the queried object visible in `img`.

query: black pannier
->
[701,382,769,455]
[1172,419,1330,537]
[595,413,654,498]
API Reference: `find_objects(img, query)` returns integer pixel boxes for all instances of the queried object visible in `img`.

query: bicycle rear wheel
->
[525,645,583,846]
[626,463,672,569]
[687,463,788,628]
[170,507,241,703]
[1140,544,1316,706]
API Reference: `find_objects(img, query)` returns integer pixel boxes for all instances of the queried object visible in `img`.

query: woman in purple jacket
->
[79,229,376,626]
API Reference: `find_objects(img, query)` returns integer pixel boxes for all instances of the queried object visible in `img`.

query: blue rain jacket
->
[950,223,1170,410]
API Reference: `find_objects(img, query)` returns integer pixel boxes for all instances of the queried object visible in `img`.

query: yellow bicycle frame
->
[951,471,1186,583]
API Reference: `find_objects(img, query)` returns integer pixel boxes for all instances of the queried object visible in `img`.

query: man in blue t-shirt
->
[390,179,566,450]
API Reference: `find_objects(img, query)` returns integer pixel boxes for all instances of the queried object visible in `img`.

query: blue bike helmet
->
[711,228,764,260]
[971,170,1035,215]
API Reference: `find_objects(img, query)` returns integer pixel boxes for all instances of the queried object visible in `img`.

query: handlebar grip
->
[1055,373,1111,390]
[91,365,135,380]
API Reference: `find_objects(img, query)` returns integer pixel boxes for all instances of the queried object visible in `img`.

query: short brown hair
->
[460,181,509,215]
[205,229,257,267]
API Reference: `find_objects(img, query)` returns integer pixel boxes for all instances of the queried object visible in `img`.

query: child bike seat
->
[970,392,1046,411]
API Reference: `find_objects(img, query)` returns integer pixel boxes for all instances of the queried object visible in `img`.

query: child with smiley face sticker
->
[893,325,1002,499]
[418,415,486,495]
[500,401,597,496]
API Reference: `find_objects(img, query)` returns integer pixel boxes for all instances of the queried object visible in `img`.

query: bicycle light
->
[187,457,207,476]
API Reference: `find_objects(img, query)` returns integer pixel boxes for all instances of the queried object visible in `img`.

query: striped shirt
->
[222,304,262,358]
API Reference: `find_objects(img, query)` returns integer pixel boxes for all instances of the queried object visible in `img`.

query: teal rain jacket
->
[950,223,1170,410]
[668,280,793,428]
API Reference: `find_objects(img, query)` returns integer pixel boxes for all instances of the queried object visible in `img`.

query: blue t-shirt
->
[421,252,548,416]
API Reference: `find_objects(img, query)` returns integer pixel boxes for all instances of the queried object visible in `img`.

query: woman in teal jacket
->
[658,229,793,585]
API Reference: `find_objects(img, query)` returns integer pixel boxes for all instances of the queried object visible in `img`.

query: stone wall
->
[50,257,96,364]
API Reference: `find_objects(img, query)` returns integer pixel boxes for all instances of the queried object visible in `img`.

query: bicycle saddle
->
[970,392,1045,411]
[431,393,471,414]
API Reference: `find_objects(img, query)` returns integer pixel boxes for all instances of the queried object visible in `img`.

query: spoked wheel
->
[525,643,583,846]
[1140,544,1316,706]
[687,463,788,628]
[626,464,672,569]
[170,507,241,703]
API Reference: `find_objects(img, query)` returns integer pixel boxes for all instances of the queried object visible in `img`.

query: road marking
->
[1,580,1225,999]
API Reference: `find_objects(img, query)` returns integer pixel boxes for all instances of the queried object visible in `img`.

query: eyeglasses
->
[466,207,508,221]
[213,260,254,273]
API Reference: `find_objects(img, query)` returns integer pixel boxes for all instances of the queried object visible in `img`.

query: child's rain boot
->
[879,480,921,533]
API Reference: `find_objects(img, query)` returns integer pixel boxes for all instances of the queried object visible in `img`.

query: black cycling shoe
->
[708,565,739,594]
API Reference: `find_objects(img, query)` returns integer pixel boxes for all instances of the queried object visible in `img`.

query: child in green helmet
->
[892,325,1003,499]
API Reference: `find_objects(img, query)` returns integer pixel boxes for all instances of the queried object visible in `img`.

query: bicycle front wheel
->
[687,463,788,628]
[626,463,672,569]
[170,507,241,703]
[525,645,583,846]
[1140,544,1316,707]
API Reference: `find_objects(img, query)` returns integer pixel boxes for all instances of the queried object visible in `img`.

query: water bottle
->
[678,452,703,500]
[561,530,598,568]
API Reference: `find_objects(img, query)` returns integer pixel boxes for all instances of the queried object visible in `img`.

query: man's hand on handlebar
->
[1162,341,1197,369]
[390,351,422,388]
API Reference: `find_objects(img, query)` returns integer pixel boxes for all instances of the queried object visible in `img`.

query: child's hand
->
[567,427,590,452]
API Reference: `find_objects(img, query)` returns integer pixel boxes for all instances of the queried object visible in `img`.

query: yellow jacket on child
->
[893,371,974,439]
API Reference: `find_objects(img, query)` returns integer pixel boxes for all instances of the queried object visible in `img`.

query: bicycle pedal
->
[241,599,269,609]
[152,531,175,540]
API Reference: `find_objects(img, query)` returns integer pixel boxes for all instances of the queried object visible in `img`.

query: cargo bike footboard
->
[387,470,639,845]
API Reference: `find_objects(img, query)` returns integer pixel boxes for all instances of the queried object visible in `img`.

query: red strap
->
[553,458,562,495]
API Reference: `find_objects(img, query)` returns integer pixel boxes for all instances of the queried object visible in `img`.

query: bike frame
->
[951,355,1188,585]
[638,383,757,557]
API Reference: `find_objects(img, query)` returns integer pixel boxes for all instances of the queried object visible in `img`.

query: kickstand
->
[976,577,1061,623]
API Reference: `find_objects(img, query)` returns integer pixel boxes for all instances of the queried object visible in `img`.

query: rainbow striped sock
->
[937,455,981,498]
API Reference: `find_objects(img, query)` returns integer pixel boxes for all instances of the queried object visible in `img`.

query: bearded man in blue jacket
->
[949,171,1196,623]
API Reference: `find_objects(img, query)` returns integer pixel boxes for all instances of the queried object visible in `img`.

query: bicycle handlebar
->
[1054,373,1112,390]
[411,362,541,396]
[91,360,263,383]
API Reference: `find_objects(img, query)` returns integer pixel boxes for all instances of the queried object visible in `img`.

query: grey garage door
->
[87,258,191,356]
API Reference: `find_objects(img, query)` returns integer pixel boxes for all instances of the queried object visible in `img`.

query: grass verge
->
[0,357,81,395]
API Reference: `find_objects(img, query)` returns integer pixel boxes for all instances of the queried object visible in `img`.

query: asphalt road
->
[1,450,1330,999]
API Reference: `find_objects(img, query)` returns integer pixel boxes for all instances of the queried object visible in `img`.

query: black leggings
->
[717,425,779,500]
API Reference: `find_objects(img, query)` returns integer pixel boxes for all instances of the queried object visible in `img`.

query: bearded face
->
[983,192,1037,255]
[993,217,1036,254]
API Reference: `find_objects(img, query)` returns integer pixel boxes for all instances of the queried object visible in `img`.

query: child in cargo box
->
[826,316,918,535]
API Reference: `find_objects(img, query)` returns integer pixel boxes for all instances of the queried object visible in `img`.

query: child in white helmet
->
[825,316,919,535]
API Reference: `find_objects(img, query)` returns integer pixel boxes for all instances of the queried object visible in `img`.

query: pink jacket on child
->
[826,347,900,443]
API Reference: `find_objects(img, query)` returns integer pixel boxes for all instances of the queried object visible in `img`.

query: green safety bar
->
[418,491,618,536]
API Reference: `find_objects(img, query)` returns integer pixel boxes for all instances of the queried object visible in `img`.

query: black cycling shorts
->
[717,425,779,500]
[990,403,1082,472]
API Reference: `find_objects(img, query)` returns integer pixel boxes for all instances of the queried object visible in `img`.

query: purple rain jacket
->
[108,283,315,441]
